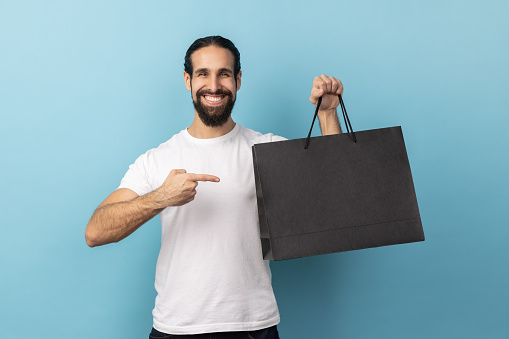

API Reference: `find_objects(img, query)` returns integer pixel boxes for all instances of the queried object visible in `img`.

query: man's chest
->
[150,141,256,201]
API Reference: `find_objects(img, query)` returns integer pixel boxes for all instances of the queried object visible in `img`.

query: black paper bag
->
[252,96,424,261]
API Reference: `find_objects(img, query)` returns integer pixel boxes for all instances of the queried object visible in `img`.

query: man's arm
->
[85,169,219,247]
[309,74,344,136]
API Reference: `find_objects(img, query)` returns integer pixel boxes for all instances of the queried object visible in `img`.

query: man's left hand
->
[309,74,344,111]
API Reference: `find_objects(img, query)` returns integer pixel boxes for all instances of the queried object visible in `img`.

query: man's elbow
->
[85,223,102,248]
[85,230,97,248]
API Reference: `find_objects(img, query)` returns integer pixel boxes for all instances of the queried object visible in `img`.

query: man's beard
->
[192,88,236,127]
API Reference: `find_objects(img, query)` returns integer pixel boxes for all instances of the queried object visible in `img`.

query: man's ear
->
[236,70,242,91]
[184,71,191,91]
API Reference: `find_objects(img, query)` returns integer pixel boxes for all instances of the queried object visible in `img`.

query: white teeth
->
[204,96,223,102]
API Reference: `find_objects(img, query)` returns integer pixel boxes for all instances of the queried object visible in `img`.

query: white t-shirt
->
[118,124,286,335]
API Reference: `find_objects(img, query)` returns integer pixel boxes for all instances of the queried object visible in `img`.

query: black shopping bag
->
[252,95,424,260]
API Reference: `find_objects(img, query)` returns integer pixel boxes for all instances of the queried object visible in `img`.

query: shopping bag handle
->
[304,95,357,149]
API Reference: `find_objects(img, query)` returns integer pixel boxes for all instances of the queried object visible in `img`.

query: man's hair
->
[184,36,241,79]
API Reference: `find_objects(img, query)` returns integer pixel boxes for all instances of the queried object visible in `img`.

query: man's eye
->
[198,73,207,76]
[221,73,230,77]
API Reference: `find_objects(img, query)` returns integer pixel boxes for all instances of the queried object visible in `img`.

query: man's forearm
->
[318,108,342,135]
[85,169,219,247]
[85,191,165,247]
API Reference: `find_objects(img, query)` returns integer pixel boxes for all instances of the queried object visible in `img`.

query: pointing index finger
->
[188,173,220,182]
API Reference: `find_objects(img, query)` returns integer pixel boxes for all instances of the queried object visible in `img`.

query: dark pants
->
[149,325,280,339]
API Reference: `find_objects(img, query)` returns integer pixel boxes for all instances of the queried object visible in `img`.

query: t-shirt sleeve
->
[117,152,153,196]
[270,134,287,142]
[252,133,288,145]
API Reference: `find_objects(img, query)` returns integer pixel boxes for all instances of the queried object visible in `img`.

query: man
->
[85,36,344,339]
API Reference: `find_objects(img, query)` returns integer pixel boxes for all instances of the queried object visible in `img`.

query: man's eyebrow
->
[217,68,233,74]
[194,68,209,74]
[194,67,233,74]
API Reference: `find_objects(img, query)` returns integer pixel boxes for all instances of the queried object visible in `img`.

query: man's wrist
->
[144,188,169,210]
[317,108,337,116]
[317,107,341,135]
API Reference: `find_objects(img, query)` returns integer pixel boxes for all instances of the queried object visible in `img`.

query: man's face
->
[184,46,242,127]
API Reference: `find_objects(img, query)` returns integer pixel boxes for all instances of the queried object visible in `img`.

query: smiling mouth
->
[203,95,225,103]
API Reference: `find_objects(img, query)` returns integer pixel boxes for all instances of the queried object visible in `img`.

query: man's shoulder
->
[135,129,187,160]
[237,124,287,144]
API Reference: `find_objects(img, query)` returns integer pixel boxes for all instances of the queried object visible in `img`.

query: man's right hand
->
[85,169,220,247]
[157,169,220,207]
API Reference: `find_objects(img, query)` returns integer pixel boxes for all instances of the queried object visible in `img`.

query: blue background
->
[1,0,508,338]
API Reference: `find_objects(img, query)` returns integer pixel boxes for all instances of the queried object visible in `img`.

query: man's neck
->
[187,113,236,139]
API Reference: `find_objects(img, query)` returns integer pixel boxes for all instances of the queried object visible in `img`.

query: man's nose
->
[208,75,219,92]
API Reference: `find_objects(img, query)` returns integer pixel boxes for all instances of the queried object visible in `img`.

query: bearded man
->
[85,36,344,339]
